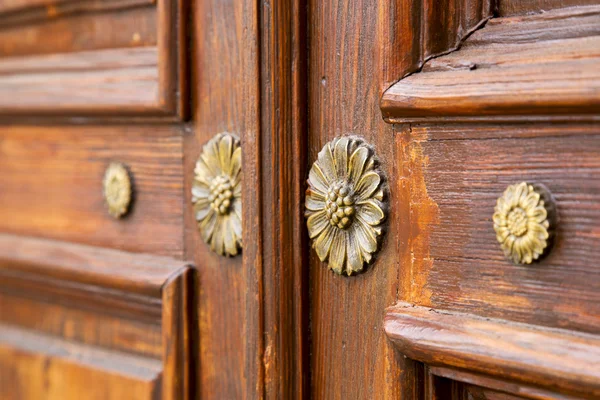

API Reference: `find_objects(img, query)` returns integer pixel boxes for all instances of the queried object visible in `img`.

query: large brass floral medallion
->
[305,136,387,275]
[103,162,132,218]
[493,182,556,265]
[192,133,242,257]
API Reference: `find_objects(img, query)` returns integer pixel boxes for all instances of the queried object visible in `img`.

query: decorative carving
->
[192,133,242,257]
[305,136,387,275]
[493,182,556,265]
[103,162,132,218]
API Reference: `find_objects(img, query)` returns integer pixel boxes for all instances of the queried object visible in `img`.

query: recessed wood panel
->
[0,0,185,119]
[0,326,163,400]
[0,235,194,399]
[407,124,600,333]
[0,125,184,258]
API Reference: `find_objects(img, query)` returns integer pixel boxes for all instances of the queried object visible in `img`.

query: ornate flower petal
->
[194,200,211,221]
[348,146,369,184]
[308,163,331,195]
[317,142,337,184]
[355,171,381,202]
[333,137,350,179]
[229,146,242,179]
[211,217,225,255]
[354,218,378,254]
[224,217,239,256]
[520,190,540,211]
[199,209,217,242]
[527,205,547,224]
[315,226,336,261]
[192,184,210,203]
[359,200,385,226]
[194,158,216,185]
[305,193,326,211]
[328,230,347,275]
[234,199,242,221]
[230,209,243,241]
[307,210,330,239]
[218,134,234,172]
[492,211,507,228]
[346,231,363,274]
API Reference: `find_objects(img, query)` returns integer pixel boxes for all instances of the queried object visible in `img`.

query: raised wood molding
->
[0,0,186,121]
[384,303,600,398]
[381,0,494,91]
[0,0,153,27]
[381,5,600,122]
[0,234,194,399]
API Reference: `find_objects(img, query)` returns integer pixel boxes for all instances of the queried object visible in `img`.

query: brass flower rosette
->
[103,162,132,219]
[192,133,242,257]
[493,182,557,265]
[305,136,387,276]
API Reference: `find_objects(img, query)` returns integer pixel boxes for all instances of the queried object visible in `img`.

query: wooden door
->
[0,0,599,399]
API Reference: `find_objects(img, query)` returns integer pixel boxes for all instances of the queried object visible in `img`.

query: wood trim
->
[0,0,185,121]
[0,0,154,28]
[258,0,309,397]
[381,5,600,123]
[430,366,583,400]
[0,234,194,398]
[381,0,493,90]
[384,303,600,398]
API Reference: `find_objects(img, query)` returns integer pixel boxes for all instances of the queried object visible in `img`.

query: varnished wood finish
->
[405,124,600,333]
[186,0,262,397]
[0,0,186,119]
[0,125,184,258]
[382,6,600,122]
[385,304,600,398]
[0,235,194,399]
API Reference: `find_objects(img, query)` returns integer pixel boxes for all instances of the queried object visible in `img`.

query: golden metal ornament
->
[192,133,242,257]
[493,182,556,265]
[305,136,387,276]
[103,162,132,218]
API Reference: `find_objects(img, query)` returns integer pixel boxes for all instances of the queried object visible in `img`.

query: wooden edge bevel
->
[381,5,600,123]
[161,264,194,400]
[384,303,600,398]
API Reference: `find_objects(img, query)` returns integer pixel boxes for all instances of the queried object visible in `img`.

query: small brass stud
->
[493,182,557,265]
[103,163,132,219]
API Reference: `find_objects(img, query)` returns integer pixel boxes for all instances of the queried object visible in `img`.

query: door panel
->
[0,234,193,400]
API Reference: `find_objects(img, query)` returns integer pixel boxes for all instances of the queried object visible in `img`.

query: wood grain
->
[0,234,194,399]
[0,325,163,400]
[431,366,583,400]
[0,6,156,57]
[381,6,600,122]
[497,0,600,16]
[259,0,309,397]
[0,0,185,120]
[408,124,600,334]
[385,303,600,398]
[0,47,161,115]
[0,0,153,28]
[0,125,184,258]
[186,0,261,397]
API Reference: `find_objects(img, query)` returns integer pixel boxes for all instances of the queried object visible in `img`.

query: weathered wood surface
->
[382,6,600,122]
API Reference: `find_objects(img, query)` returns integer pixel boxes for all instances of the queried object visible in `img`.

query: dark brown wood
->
[385,303,600,398]
[431,366,583,400]
[0,234,194,399]
[381,6,600,122]
[0,125,184,258]
[259,0,309,398]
